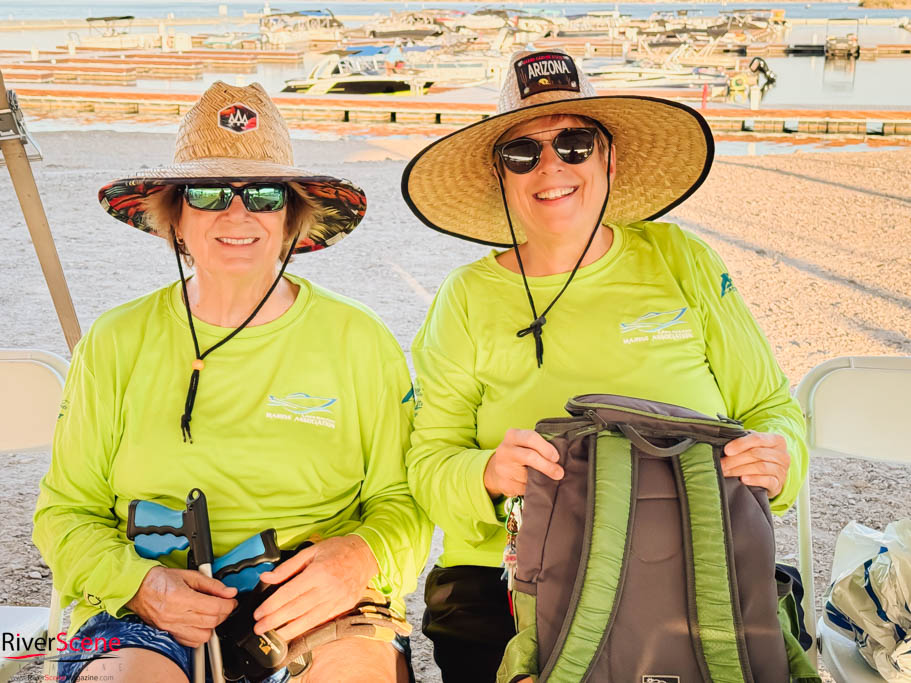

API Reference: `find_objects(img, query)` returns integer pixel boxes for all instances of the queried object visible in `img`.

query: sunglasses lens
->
[554,129,596,164]
[243,184,286,212]
[500,138,541,174]
[186,186,232,210]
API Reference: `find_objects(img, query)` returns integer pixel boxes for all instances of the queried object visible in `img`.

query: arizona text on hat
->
[402,49,714,246]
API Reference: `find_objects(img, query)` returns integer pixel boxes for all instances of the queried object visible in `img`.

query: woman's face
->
[177,182,287,280]
[498,115,612,241]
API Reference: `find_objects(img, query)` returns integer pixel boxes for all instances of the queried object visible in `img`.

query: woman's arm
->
[688,236,808,513]
[350,346,432,603]
[407,275,508,546]
[32,339,159,619]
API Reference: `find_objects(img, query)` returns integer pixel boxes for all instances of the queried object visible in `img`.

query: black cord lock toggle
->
[517,315,547,368]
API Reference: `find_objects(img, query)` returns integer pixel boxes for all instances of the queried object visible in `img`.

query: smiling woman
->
[33,80,430,683]
[400,48,810,682]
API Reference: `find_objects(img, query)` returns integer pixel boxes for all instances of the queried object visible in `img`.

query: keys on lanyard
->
[502,496,524,591]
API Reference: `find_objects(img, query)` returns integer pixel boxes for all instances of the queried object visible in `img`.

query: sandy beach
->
[1,131,909,682]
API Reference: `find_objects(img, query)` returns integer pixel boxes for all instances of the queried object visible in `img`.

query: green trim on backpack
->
[777,579,822,683]
[543,433,633,682]
[679,443,749,683]
[498,590,540,683]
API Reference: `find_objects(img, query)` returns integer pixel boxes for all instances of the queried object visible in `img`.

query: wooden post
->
[0,69,82,352]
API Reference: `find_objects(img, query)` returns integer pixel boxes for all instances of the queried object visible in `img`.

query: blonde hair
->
[140,181,323,265]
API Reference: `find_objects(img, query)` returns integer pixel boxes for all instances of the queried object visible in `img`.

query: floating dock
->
[9,86,911,138]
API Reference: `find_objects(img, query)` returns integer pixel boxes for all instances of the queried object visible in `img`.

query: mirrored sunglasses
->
[182,183,287,212]
[496,127,599,175]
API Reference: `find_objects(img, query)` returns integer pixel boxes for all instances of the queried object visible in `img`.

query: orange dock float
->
[7,86,911,138]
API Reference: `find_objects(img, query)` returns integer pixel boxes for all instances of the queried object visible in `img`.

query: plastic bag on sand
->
[824,519,911,681]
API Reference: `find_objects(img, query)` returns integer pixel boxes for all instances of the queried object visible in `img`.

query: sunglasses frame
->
[181,182,288,212]
[494,127,601,175]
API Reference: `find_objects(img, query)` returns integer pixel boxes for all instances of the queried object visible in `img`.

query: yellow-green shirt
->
[34,274,431,635]
[408,221,807,569]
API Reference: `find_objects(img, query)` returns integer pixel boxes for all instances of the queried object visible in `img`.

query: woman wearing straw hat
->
[33,82,429,683]
[402,50,807,681]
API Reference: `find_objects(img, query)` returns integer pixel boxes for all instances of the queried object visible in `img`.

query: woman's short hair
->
[140,181,323,265]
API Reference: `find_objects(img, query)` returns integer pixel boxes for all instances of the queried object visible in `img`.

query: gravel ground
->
[1,132,909,682]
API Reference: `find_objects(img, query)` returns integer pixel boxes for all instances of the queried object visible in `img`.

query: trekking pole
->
[126,489,226,683]
[0,70,81,352]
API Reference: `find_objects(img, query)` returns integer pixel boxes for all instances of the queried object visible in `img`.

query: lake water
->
[3,0,911,21]
[2,1,910,108]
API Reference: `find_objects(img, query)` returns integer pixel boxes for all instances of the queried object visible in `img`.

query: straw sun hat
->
[98,81,366,254]
[401,49,715,247]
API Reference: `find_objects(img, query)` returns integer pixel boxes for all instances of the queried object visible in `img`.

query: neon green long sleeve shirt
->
[408,221,807,570]
[33,274,431,635]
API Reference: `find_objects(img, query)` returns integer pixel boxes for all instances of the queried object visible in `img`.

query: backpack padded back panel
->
[514,394,790,683]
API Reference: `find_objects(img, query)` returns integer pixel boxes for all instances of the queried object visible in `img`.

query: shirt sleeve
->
[686,235,808,514]
[32,336,158,620]
[351,339,432,607]
[407,273,504,549]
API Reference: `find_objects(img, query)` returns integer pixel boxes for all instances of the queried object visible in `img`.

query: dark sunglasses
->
[495,127,600,174]
[182,183,287,212]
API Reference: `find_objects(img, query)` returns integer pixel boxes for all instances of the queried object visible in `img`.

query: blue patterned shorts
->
[55,612,288,683]
[56,612,412,683]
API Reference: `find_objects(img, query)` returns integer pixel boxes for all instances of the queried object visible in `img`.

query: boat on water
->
[357,11,451,40]
[282,47,435,95]
[259,9,343,47]
[581,57,729,89]
[282,45,507,96]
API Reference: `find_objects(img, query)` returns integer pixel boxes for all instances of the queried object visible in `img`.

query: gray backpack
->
[498,394,820,683]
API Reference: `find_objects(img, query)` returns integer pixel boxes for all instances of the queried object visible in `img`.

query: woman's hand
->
[253,535,379,641]
[721,430,790,497]
[126,566,238,648]
[484,428,564,499]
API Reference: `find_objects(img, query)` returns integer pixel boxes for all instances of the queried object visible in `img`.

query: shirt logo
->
[266,392,337,428]
[643,677,680,683]
[721,272,736,297]
[620,307,693,345]
[218,103,258,134]
[514,52,579,99]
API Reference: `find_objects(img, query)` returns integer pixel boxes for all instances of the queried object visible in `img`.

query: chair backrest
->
[795,355,911,464]
[0,349,68,453]
[794,355,911,666]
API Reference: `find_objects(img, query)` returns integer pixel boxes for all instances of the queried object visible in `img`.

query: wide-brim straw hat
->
[98,81,366,254]
[401,49,714,247]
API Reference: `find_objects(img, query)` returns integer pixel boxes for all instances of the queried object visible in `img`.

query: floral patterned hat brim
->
[98,176,367,254]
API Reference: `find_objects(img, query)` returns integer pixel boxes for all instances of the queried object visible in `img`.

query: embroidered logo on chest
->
[265,392,337,428]
[619,307,694,345]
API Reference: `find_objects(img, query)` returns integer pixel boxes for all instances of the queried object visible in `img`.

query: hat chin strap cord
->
[495,146,612,369]
[173,231,299,443]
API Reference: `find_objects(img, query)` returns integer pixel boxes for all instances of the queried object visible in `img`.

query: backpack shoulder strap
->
[677,443,751,683]
[541,431,636,681]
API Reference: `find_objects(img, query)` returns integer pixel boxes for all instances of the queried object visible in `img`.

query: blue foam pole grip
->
[220,563,276,593]
[212,534,267,575]
[134,533,190,559]
[133,500,185,531]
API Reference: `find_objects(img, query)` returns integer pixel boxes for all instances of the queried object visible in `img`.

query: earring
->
[176,236,185,246]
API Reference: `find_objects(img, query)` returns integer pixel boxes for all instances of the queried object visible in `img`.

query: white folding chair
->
[795,355,911,682]
[0,349,68,683]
